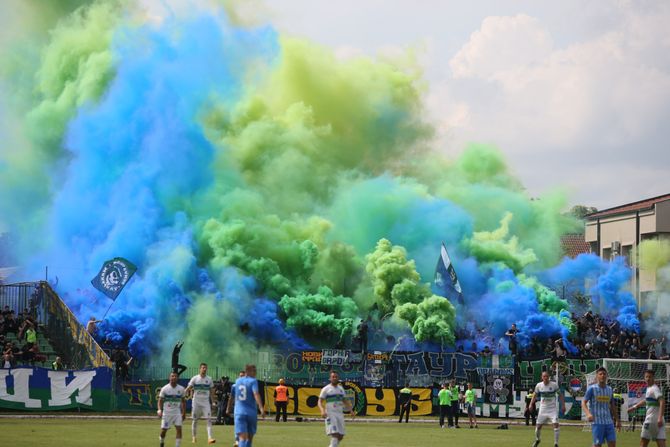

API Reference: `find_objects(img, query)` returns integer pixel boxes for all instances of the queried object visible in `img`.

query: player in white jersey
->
[628,369,666,447]
[186,363,216,444]
[158,372,186,447]
[318,371,353,447]
[529,371,566,447]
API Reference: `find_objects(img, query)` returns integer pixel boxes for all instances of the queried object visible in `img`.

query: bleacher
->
[1,281,112,369]
[3,330,58,368]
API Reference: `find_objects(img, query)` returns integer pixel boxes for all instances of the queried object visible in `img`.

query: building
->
[584,193,670,309]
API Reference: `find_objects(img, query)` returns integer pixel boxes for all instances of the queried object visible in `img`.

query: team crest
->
[91,257,137,300]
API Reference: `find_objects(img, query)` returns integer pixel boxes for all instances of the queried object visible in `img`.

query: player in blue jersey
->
[226,364,265,447]
[582,367,621,447]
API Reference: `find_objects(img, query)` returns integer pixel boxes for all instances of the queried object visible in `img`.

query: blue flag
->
[91,257,137,300]
[433,243,463,303]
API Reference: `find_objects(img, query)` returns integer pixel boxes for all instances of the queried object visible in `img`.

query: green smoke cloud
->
[518,275,575,336]
[364,238,456,343]
[519,275,568,314]
[413,144,579,268]
[191,37,437,349]
[182,294,262,368]
[200,205,330,299]
[28,1,120,157]
[278,286,359,344]
[0,1,594,362]
[637,239,670,272]
[466,212,538,272]
[365,239,425,314]
[0,0,122,240]
[396,295,456,344]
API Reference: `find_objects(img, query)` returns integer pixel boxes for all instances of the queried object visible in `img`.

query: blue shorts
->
[591,423,616,445]
[234,413,258,435]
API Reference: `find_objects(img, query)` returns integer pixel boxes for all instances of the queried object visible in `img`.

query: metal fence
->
[0,282,45,323]
[127,364,483,388]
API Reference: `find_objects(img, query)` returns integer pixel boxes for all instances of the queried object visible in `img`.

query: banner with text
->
[0,367,113,411]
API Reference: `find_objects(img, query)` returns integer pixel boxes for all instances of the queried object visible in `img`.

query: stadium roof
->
[586,193,670,220]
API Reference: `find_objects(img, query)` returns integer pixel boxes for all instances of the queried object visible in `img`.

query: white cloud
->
[426,4,670,207]
[450,14,553,80]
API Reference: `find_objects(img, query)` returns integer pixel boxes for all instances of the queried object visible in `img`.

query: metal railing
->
[0,282,44,323]
[125,364,488,388]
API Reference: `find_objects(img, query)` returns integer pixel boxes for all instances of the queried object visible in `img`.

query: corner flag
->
[434,243,463,303]
[91,257,137,300]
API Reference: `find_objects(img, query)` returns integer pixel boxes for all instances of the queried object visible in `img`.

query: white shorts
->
[161,413,183,429]
[192,402,212,419]
[537,412,559,425]
[641,421,666,441]
[325,413,346,436]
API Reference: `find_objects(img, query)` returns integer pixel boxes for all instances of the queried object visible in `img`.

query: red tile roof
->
[560,234,591,258]
[586,193,670,220]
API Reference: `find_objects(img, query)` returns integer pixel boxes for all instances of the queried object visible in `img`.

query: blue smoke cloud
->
[27,13,297,358]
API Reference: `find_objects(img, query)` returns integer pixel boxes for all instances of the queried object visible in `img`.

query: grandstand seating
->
[1,281,112,369]
[3,330,58,367]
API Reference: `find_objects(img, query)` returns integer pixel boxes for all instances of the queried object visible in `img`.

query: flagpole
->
[101,299,116,321]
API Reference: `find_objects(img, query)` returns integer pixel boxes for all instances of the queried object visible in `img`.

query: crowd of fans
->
[2,294,669,372]
[500,311,669,361]
[566,311,668,360]
[451,310,669,362]
[0,305,60,369]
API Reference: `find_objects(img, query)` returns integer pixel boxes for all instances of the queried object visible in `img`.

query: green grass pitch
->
[0,418,639,447]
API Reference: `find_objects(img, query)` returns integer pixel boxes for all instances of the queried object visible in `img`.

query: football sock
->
[207,420,213,439]
[175,439,181,447]
[535,426,541,440]
[554,428,559,444]
[192,419,197,437]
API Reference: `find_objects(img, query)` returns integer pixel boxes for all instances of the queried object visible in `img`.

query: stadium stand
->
[0,281,111,369]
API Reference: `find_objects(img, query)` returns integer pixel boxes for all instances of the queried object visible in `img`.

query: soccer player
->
[227,364,264,447]
[465,382,478,428]
[158,372,187,447]
[230,370,246,447]
[582,367,622,447]
[529,371,566,447]
[318,371,352,447]
[186,363,216,444]
[627,369,666,447]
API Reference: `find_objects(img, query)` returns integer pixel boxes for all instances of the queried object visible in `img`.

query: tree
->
[568,205,598,220]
